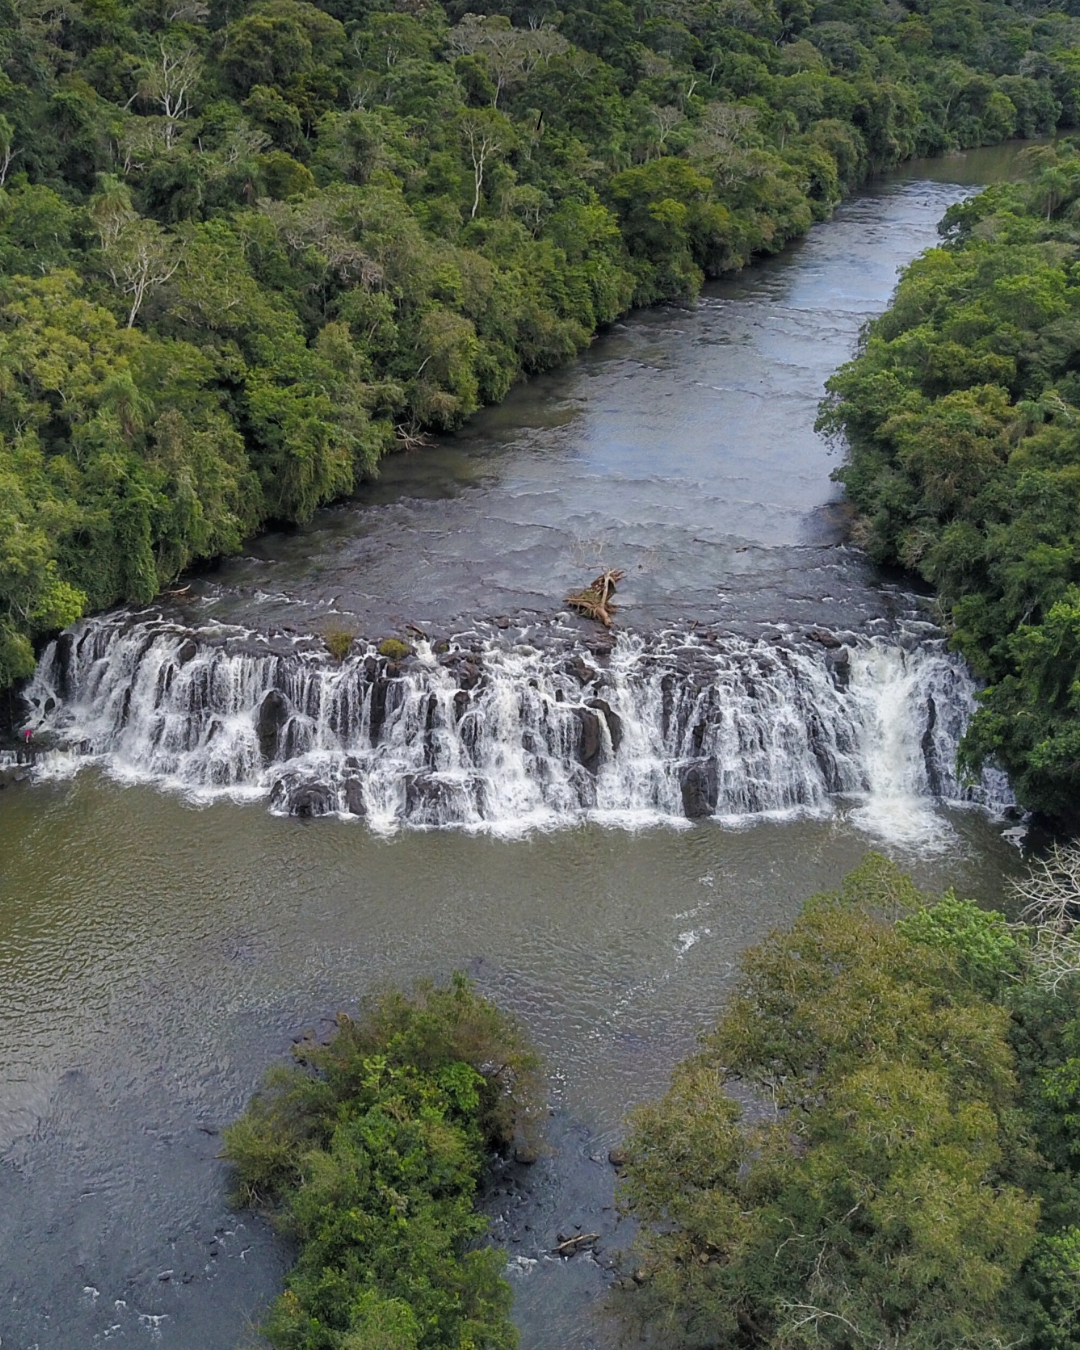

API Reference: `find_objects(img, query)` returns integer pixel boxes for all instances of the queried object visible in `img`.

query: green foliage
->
[224,974,539,1350]
[324,628,354,661]
[618,856,1043,1350]
[2,0,1079,684]
[378,638,411,660]
[821,144,1080,821]
[898,890,1021,994]
[1026,1226,1080,1350]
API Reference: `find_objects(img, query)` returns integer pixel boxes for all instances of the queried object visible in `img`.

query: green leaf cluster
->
[617,854,1080,1350]
[222,974,540,1350]
[821,143,1080,823]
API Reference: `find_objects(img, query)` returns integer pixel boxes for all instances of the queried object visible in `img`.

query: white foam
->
[20,616,1011,843]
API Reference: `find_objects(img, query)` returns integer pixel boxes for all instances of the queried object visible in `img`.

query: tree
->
[458,107,511,220]
[446,15,567,108]
[133,38,202,147]
[223,975,538,1350]
[0,442,85,686]
[618,856,1039,1350]
[100,216,184,328]
[0,114,16,186]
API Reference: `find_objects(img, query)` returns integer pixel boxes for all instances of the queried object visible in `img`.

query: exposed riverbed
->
[0,144,1032,1349]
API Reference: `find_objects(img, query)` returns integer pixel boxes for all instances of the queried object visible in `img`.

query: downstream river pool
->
[0,144,1032,1349]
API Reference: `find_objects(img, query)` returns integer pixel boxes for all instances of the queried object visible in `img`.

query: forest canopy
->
[4,0,1080,686]
[618,853,1080,1350]
[820,144,1080,823]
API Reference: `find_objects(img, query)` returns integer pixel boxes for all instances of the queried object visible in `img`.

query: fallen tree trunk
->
[566,569,625,627]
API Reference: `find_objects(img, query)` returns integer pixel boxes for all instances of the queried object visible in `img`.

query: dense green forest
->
[619,851,1080,1350]
[224,974,540,1349]
[4,0,1080,687]
[820,145,1080,824]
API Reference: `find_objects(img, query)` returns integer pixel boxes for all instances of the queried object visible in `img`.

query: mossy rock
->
[378,638,412,661]
[325,629,354,661]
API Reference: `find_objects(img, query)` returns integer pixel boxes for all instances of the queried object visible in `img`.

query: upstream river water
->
[0,145,1033,1349]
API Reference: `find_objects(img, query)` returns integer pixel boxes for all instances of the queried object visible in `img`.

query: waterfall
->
[18,614,1012,837]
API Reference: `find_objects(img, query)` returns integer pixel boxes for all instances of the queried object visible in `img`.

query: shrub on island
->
[224,974,540,1350]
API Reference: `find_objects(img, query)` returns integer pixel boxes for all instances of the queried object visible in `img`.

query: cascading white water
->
[18,614,1012,838]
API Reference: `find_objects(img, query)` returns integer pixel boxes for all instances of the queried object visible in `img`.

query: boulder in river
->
[587,697,623,754]
[679,759,718,818]
[574,706,603,773]
[343,777,367,818]
[404,771,480,822]
[256,690,291,763]
[270,773,335,818]
[825,646,851,689]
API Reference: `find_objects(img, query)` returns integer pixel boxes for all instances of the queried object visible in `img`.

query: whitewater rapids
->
[15,613,1012,842]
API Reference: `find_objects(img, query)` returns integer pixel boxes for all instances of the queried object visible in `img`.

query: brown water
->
[0,144,1032,1350]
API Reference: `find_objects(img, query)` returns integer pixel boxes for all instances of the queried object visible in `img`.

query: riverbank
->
[821,143,1080,827]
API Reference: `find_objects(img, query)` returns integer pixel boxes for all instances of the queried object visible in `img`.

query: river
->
[0,144,1031,1349]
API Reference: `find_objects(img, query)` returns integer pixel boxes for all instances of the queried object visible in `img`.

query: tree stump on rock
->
[567,569,625,627]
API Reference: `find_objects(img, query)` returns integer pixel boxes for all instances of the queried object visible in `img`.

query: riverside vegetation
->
[617,851,1080,1350]
[820,144,1080,825]
[4,0,1080,687]
[231,855,1080,1350]
[223,973,540,1350]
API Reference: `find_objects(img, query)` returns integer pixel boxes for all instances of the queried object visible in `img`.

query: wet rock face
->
[679,760,718,818]
[403,772,481,824]
[586,698,623,754]
[269,773,336,818]
[257,691,290,763]
[343,777,366,817]
[825,646,850,690]
[574,707,603,774]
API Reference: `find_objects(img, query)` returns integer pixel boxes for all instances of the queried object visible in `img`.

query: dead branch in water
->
[393,423,435,452]
[567,569,625,627]
[552,1233,599,1255]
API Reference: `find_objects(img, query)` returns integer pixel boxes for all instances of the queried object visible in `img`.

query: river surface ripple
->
[0,145,1029,1350]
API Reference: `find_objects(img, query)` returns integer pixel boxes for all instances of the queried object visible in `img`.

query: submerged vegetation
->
[223,974,539,1350]
[4,0,1080,686]
[821,145,1080,824]
[617,852,1080,1350]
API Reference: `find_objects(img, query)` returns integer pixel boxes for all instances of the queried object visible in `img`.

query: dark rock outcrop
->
[270,773,335,817]
[679,759,718,818]
[343,777,366,817]
[586,697,623,754]
[575,707,603,773]
[256,690,290,763]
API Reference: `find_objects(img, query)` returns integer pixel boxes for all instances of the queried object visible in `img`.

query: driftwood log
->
[566,569,625,627]
[552,1233,600,1256]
